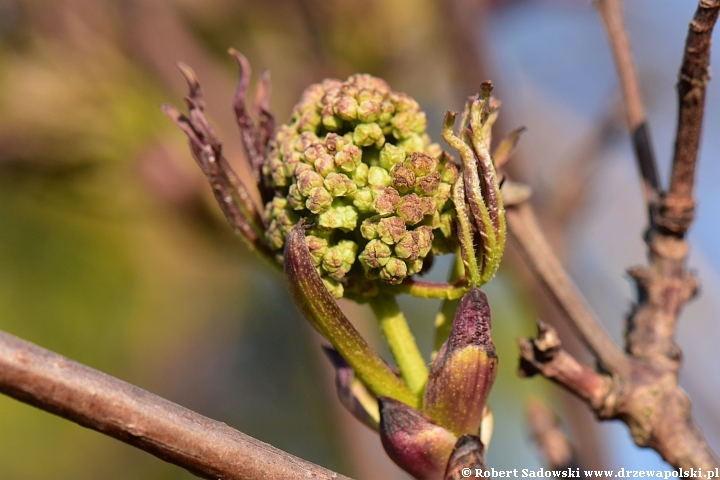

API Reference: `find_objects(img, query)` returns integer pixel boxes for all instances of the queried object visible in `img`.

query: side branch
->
[506,202,630,376]
[664,0,720,235]
[0,331,351,480]
[597,0,660,209]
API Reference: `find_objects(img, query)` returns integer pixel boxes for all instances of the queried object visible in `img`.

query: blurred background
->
[1,0,719,478]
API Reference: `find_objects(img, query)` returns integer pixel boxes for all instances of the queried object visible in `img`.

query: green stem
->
[386,280,468,300]
[369,295,429,397]
[433,254,464,357]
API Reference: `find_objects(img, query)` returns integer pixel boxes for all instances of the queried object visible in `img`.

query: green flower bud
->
[306,186,333,213]
[322,276,344,298]
[358,99,381,123]
[318,204,358,231]
[314,154,336,177]
[324,172,356,197]
[353,122,385,148]
[373,186,401,216]
[351,162,369,187]
[353,187,374,212]
[335,96,359,120]
[322,240,358,280]
[360,217,380,240]
[368,166,392,187]
[379,143,406,170]
[263,74,459,296]
[391,163,416,193]
[336,145,362,173]
[398,134,425,155]
[408,152,438,176]
[306,235,329,266]
[397,193,425,225]
[380,257,408,284]
[395,231,421,261]
[360,239,392,269]
[376,216,407,245]
[416,171,441,196]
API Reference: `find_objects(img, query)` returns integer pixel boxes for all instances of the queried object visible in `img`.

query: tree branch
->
[596,0,660,210]
[515,1,720,472]
[662,0,720,235]
[0,331,352,480]
[506,202,630,376]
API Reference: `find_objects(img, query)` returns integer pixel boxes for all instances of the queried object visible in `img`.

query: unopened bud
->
[379,397,457,480]
[423,288,497,437]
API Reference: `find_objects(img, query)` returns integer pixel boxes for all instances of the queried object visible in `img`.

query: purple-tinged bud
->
[379,397,457,480]
[423,288,497,437]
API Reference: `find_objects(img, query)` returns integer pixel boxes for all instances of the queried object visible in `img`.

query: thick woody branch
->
[662,0,720,235]
[596,0,660,210]
[0,331,351,480]
[506,202,630,376]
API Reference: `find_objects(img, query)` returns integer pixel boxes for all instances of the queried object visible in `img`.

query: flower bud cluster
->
[263,74,458,298]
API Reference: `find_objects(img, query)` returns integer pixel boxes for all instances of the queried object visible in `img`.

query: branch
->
[517,1,720,472]
[596,0,660,210]
[525,397,580,471]
[505,202,630,376]
[518,321,611,410]
[663,0,720,235]
[0,331,352,480]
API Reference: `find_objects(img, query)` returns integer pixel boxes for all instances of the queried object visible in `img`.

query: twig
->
[596,0,660,210]
[663,0,720,235]
[525,397,580,471]
[0,331,352,480]
[505,202,630,376]
[518,321,611,410]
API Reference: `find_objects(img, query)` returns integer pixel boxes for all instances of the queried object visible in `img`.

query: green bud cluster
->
[263,74,459,298]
